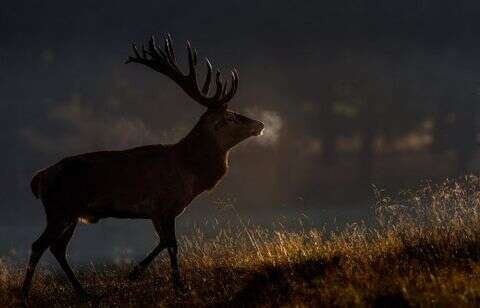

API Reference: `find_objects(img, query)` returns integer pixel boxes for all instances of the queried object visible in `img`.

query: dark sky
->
[2,1,480,258]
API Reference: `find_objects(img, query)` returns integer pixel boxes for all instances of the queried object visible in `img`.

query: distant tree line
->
[308,45,479,182]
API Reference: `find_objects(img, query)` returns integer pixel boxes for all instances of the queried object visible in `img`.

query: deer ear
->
[218,104,228,111]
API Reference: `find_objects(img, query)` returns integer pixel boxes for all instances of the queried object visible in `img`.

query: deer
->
[21,34,264,303]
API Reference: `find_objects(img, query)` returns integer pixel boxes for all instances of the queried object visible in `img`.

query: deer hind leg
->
[49,222,88,297]
[21,219,73,302]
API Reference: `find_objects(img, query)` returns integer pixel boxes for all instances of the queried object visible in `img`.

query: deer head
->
[125,34,264,152]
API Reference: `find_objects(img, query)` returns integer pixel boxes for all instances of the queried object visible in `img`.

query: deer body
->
[33,132,228,223]
[22,34,264,303]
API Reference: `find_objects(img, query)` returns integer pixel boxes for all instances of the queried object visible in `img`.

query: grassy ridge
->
[2,176,480,307]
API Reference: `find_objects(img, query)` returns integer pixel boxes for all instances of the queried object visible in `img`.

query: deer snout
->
[251,120,265,136]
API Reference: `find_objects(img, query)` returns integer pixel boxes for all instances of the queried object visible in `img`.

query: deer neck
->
[175,124,229,191]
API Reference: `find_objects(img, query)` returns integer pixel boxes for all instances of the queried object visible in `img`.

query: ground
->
[2,176,480,307]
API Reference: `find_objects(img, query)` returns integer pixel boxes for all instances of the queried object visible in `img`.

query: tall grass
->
[2,176,480,307]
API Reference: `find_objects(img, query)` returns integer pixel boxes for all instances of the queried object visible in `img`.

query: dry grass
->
[3,176,480,307]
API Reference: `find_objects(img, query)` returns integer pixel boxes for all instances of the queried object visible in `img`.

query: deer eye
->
[226,114,240,123]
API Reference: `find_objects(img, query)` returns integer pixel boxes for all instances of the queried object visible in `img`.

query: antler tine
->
[125,34,238,108]
[193,48,198,65]
[125,43,140,64]
[148,35,164,60]
[230,70,239,101]
[212,70,223,101]
[132,43,141,59]
[233,69,239,93]
[186,41,197,78]
[222,81,228,98]
[202,58,213,95]
[164,34,176,65]
[220,69,239,103]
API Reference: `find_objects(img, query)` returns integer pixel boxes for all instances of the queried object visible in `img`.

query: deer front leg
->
[128,243,167,280]
[129,215,182,289]
[165,220,183,289]
[154,215,183,289]
[128,219,168,280]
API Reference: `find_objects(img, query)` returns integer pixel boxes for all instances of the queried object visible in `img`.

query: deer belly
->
[80,194,156,221]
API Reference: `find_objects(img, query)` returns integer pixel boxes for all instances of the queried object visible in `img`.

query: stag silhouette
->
[21,34,264,302]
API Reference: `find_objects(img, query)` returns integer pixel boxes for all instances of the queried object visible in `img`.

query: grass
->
[3,175,480,307]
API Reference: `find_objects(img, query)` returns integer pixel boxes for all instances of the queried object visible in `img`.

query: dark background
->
[1,0,480,261]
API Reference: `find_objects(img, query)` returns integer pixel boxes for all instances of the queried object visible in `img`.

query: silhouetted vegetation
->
[2,175,480,306]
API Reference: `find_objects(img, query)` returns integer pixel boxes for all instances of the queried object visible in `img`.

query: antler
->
[125,34,238,108]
